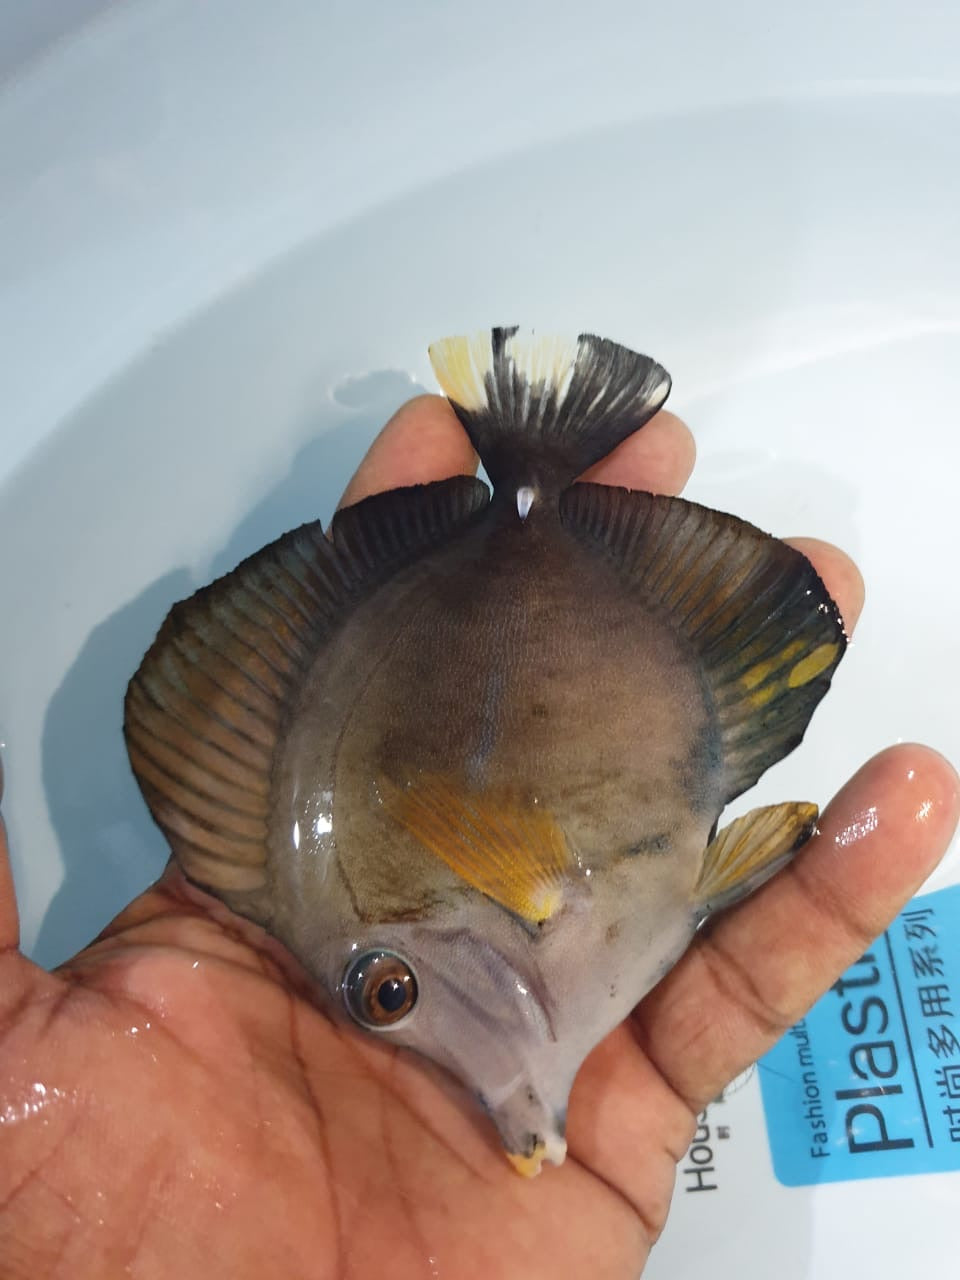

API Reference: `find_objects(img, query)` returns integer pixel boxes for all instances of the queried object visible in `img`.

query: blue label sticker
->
[759,883,960,1185]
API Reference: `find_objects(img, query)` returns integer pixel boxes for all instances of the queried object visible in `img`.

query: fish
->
[124,328,846,1176]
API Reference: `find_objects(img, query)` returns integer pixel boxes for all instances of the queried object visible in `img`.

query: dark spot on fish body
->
[358,893,444,925]
[605,921,622,944]
[531,702,549,719]
[626,833,672,856]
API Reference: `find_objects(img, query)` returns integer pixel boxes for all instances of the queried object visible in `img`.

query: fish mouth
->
[506,1131,568,1178]
[486,1078,569,1176]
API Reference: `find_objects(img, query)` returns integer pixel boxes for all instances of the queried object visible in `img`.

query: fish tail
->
[429,329,671,492]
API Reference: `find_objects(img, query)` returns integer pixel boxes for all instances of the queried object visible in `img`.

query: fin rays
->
[561,484,846,804]
[383,774,574,926]
[124,478,490,914]
[695,802,819,914]
[429,330,671,488]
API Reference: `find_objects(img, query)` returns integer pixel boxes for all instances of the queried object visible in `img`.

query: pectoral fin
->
[383,774,575,926]
[694,801,818,917]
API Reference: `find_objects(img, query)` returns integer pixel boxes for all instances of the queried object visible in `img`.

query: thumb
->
[0,766,52,1030]
[0,757,20,952]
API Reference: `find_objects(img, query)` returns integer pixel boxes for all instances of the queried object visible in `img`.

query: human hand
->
[1,399,957,1280]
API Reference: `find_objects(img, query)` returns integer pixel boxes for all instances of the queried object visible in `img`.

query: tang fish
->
[124,329,846,1175]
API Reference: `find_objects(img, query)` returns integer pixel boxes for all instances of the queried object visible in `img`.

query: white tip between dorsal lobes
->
[516,486,536,520]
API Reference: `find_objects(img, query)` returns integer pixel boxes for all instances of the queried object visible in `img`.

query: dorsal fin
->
[124,478,489,918]
[560,483,847,804]
[429,329,671,490]
[382,774,576,926]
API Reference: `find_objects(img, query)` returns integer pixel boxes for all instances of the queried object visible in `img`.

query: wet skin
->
[0,397,957,1280]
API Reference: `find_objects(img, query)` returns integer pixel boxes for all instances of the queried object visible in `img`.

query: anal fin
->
[694,802,818,916]
[125,477,490,919]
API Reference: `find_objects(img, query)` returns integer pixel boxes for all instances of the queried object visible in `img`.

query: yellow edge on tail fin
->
[429,332,583,414]
[428,334,497,412]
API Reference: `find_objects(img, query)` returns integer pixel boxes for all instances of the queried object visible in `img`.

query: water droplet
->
[835,804,878,847]
[0,1082,67,1126]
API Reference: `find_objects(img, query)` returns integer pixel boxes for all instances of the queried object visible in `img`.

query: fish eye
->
[343,950,418,1029]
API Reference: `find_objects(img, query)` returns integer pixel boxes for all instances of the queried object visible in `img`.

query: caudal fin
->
[429,328,671,491]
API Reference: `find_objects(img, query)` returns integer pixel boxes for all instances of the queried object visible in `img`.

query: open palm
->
[1,399,957,1280]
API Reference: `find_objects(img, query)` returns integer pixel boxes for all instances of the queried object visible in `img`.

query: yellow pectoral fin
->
[384,774,574,925]
[695,801,818,915]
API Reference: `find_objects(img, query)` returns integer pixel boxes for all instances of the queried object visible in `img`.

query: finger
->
[567,1021,695,1244]
[0,820,17,952]
[581,411,697,495]
[785,536,865,634]
[0,758,18,951]
[632,744,960,1111]
[337,395,477,510]
[0,764,42,1031]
